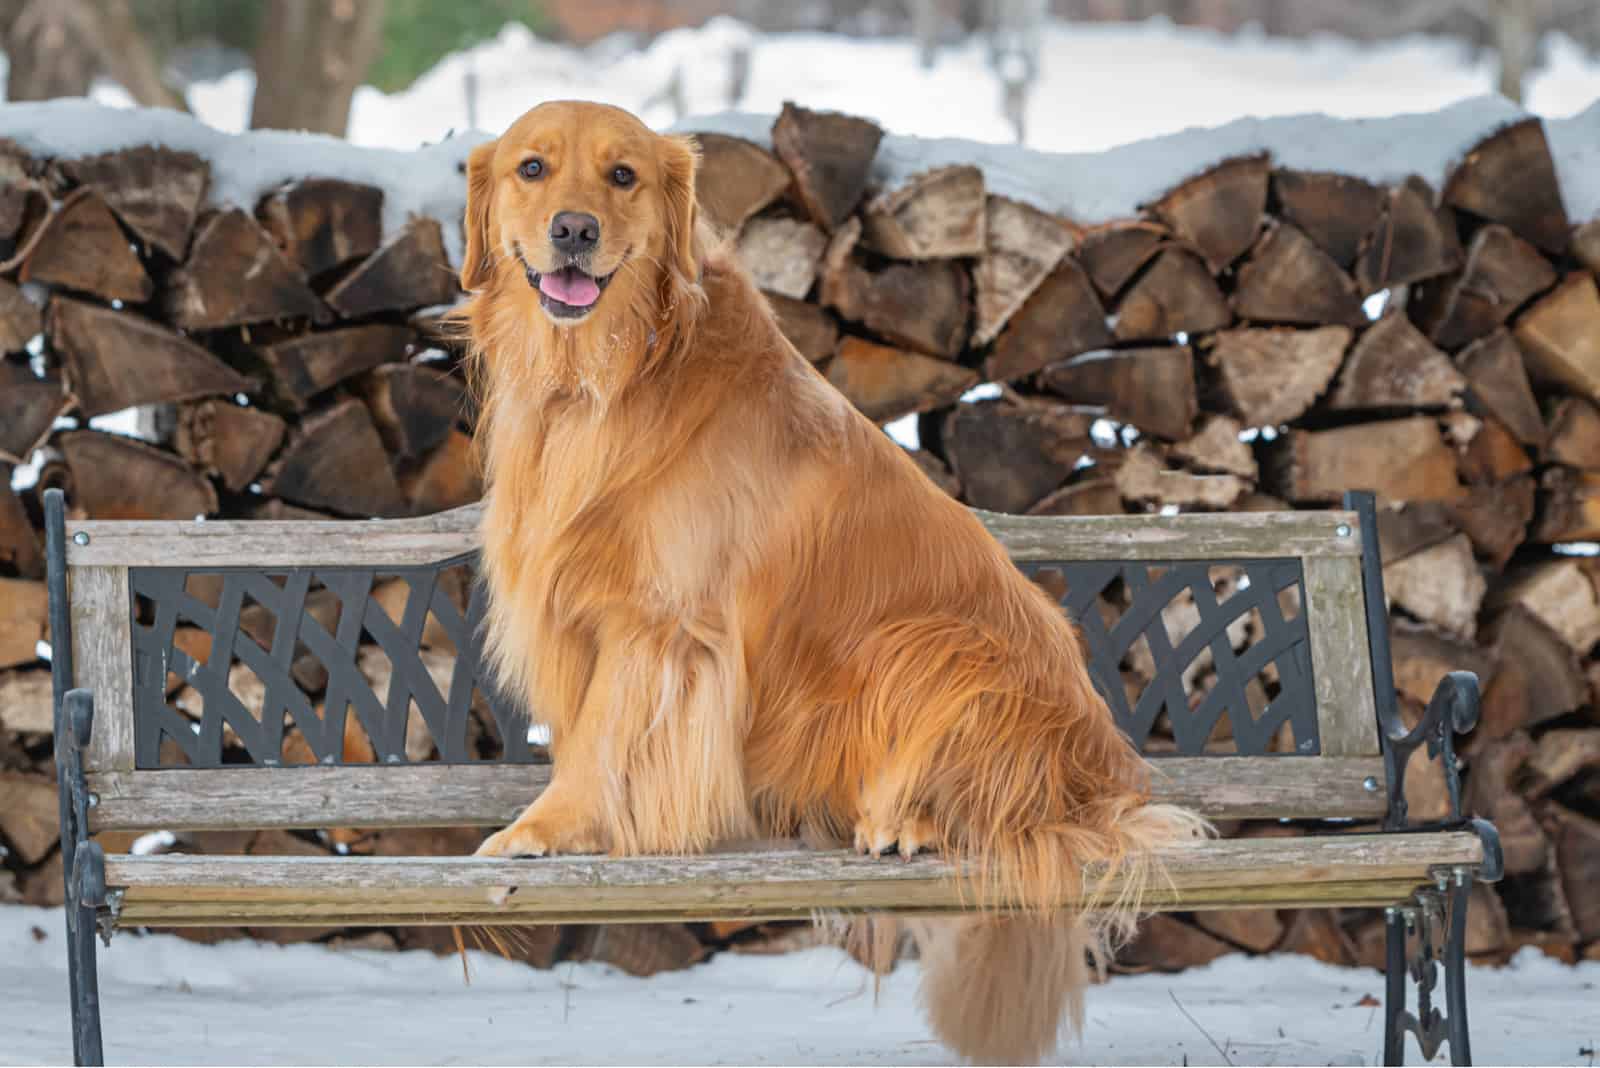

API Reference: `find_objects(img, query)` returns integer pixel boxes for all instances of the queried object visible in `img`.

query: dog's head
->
[459,100,701,328]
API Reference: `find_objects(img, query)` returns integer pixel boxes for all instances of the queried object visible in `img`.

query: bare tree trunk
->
[1,0,96,100]
[249,0,388,138]
[1489,0,1536,104]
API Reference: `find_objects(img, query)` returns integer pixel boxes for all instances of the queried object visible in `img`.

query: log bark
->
[825,337,977,423]
[985,258,1110,382]
[0,772,56,865]
[0,576,47,669]
[691,133,792,235]
[1382,533,1485,637]
[0,478,41,579]
[942,400,1094,514]
[1389,619,1495,709]
[174,401,287,493]
[1208,325,1351,427]
[166,210,326,330]
[1113,247,1229,341]
[1481,611,1587,727]
[971,196,1075,346]
[324,218,459,318]
[1533,466,1600,542]
[1027,479,1123,517]
[1488,559,1600,657]
[0,362,69,465]
[860,165,985,260]
[764,293,838,363]
[1114,443,1251,511]
[737,216,827,300]
[1412,223,1556,350]
[1353,177,1463,291]
[1553,808,1600,942]
[770,103,884,231]
[50,297,252,418]
[1076,221,1167,300]
[1525,729,1600,799]
[1148,155,1268,272]
[402,429,482,516]
[1328,311,1465,411]
[0,279,41,353]
[256,324,411,410]
[1443,117,1571,255]
[1193,908,1284,954]
[823,244,970,358]
[1456,329,1545,449]
[1513,272,1600,406]
[1234,221,1365,327]
[18,189,152,304]
[54,146,209,261]
[1039,346,1196,441]
[1445,475,1535,569]
[259,399,406,518]
[1546,397,1600,471]
[360,363,468,460]
[1272,417,1463,505]
[58,430,218,520]
[1574,217,1600,275]
[908,449,960,499]
[257,178,384,281]
[1271,170,1385,269]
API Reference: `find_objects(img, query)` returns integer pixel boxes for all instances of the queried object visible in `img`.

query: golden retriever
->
[454,100,1205,1064]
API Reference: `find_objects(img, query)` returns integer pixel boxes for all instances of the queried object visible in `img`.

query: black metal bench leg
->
[1383,872,1475,1067]
[1444,875,1473,1066]
[1384,906,1407,1066]
[64,896,105,1066]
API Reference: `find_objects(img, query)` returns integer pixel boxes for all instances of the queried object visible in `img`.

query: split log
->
[1027,478,1123,517]
[257,178,384,280]
[1234,221,1365,328]
[256,324,411,409]
[49,297,252,418]
[1481,610,1587,727]
[165,210,326,330]
[1553,809,1600,942]
[1532,466,1600,542]
[1501,851,1577,937]
[985,258,1110,382]
[737,216,827,299]
[567,923,707,978]
[1443,118,1570,255]
[1525,729,1600,798]
[1117,914,1232,972]
[942,400,1095,514]
[1076,221,1166,300]
[1389,619,1494,709]
[1489,559,1600,656]
[58,430,218,520]
[691,133,792,234]
[1456,329,1545,449]
[259,399,406,518]
[1574,217,1600,274]
[55,146,208,260]
[401,429,482,515]
[770,102,884,231]
[0,479,41,578]
[0,668,51,733]
[1192,909,1284,954]
[1446,475,1535,568]
[1448,413,1531,484]
[1114,443,1250,510]
[174,401,287,492]
[1381,533,1485,637]
[1271,170,1385,268]
[765,292,838,363]
[241,588,342,694]
[1113,247,1229,341]
[1039,346,1196,441]
[1545,397,1600,470]
[0,279,41,353]
[825,337,976,423]
[1208,325,1351,427]
[0,362,68,465]
[1328,311,1465,411]
[908,448,960,499]
[860,165,985,260]
[1412,224,1556,350]
[971,196,1075,346]
[1354,177,1463,291]
[1512,272,1600,406]
[361,363,468,459]
[18,189,152,304]
[823,252,969,358]
[1376,501,1458,563]
[1463,734,1548,876]
[1148,155,1268,272]
[325,217,459,318]
[0,772,57,865]
[0,576,47,669]
[1272,417,1463,505]
[1170,415,1257,479]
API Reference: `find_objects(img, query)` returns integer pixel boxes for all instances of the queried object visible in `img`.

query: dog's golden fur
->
[455,100,1206,1064]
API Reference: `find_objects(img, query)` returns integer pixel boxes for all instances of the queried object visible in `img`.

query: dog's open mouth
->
[521,255,615,319]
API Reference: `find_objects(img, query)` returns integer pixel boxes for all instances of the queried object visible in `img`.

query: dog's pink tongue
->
[539,267,600,307]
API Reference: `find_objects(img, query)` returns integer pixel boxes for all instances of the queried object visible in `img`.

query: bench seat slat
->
[102,832,1482,928]
[86,756,1388,833]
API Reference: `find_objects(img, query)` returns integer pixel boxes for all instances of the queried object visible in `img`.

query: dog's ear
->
[459,140,498,291]
[659,135,701,283]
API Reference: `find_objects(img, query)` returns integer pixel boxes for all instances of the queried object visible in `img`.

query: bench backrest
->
[52,495,1394,837]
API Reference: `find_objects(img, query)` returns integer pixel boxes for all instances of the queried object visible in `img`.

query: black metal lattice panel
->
[129,553,535,769]
[1021,559,1317,756]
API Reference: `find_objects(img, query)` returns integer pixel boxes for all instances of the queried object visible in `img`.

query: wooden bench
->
[41,487,1501,1066]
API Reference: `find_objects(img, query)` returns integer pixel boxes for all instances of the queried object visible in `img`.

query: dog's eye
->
[518,158,544,181]
[611,165,636,189]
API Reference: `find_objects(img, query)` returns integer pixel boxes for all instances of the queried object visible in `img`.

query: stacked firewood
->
[4,104,1599,973]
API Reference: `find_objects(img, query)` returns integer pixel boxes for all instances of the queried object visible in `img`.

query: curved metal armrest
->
[1382,671,1480,833]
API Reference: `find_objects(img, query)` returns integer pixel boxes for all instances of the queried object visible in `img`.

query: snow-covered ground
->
[2,906,1595,1066]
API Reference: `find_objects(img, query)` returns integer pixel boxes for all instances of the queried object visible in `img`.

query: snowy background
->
[6,11,1600,1065]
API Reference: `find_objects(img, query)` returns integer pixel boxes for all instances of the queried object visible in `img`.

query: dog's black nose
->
[550,211,600,255]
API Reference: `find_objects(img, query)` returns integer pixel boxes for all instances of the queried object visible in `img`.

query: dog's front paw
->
[474,824,554,906]
[853,812,939,861]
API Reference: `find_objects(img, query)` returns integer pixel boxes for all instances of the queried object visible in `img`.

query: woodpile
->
[5,105,1600,975]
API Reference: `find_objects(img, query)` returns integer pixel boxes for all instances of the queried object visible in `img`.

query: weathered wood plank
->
[1302,556,1382,757]
[86,755,1385,833]
[69,566,135,772]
